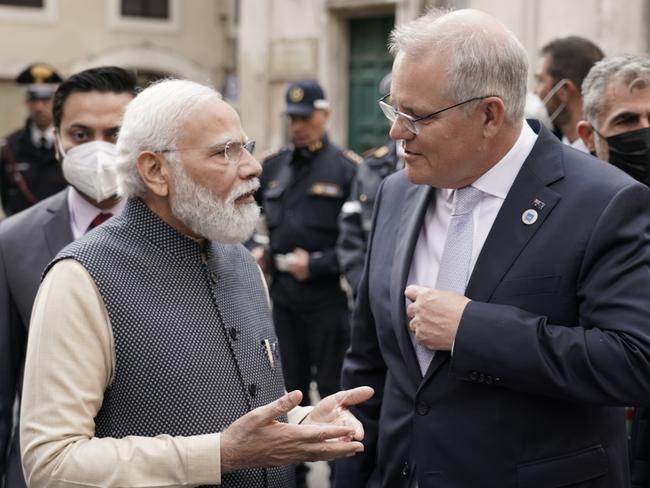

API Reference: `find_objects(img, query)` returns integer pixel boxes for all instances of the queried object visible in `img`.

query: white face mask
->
[524,92,554,130]
[58,139,119,202]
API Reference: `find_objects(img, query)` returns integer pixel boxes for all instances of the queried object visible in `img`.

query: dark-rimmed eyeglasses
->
[154,139,256,167]
[378,94,496,135]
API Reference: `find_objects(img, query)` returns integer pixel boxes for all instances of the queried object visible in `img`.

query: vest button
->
[416,401,430,415]
[209,272,218,284]
[248,383,258,397]
[401,461,410,477]
[229,327,238,340]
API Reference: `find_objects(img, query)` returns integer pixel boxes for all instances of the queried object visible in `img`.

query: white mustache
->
[228,178,260,202]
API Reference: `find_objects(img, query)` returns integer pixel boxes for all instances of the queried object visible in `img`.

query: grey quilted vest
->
[46,198,295,488]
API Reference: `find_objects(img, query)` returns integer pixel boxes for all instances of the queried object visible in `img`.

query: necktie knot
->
[88,212,113,231]
[452,186,482,215]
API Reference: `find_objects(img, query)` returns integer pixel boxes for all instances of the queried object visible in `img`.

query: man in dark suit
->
[0,63,67,216]
[0,66,136,488]
[337,9,650,488]
[577,53,650,488]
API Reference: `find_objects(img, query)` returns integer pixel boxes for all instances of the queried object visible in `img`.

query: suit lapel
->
[420,122,566,385]
[390,182,433,379]
[43,189,73,258]
[465,124,564,303]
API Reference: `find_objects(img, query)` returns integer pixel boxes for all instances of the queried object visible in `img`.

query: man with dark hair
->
[534,36,604,152]
[0,66,136,488]
[0,63,67,216]
[577,54,650,488]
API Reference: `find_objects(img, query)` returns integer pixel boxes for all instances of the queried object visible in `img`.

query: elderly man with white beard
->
[19,79,373,488]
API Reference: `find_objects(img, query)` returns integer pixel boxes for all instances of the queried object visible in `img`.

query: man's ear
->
[136,151,171,197]
[482,96,506,138]
[577,120,596,153]
[558,79,578,102]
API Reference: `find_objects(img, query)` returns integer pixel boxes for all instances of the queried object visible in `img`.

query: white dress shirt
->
[407,121,538,294]
[562,134,589,153]
[67,186,127,239]
[29,124,54,149]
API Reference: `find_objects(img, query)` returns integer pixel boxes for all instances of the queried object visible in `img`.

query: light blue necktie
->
[413,185,483,375]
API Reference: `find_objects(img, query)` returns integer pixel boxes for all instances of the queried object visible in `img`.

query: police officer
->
[0,63,66,216]
[256,80,359,407]
[337,140,402,293]
[337,74,403,295]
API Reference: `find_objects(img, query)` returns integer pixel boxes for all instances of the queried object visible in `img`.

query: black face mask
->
[604,127,650,185]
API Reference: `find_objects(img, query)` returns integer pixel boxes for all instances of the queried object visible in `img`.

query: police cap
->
[285,79,329,116]
[16,63,62,100]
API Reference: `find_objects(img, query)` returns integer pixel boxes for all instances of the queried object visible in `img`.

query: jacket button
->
[248,384,258,397]
[470,371,478,381]
[416,401,430,415]
[229,327,238,340]
[478,373,485,383]
[401,461,410,477]
[486,375,494,385]
[494,377,502,385]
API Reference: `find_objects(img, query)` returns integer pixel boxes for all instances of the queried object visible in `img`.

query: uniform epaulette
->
[372,145,390,159]
[260,146,288,162]
[343,149,363,165]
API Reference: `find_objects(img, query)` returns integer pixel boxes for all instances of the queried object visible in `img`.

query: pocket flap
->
[517,445,608,488]
[493,274,561,298]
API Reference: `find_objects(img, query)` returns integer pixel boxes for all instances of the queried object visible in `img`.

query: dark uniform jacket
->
[337,140,400,292]
[258,135,358,309]
[0,119,66,216]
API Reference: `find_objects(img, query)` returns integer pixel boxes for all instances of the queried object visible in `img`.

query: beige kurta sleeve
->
[20,259,221,487]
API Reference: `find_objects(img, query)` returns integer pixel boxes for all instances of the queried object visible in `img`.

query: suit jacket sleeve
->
[451,181,650,405]
[335,180,388,487]
[0,228,25,478]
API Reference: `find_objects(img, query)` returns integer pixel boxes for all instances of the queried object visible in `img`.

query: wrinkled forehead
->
[179,98,246,146]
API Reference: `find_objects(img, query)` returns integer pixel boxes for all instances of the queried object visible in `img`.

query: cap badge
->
[289,87,304,103]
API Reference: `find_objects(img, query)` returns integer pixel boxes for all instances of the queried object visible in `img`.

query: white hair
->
[582,54,650,128]
[388,8,528,124]
[115,78,223,198]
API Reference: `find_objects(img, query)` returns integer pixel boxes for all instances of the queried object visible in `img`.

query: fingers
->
[302,440,365,462]
[337,386,374,408]
[253,390,303,423]
[404,284,427,301]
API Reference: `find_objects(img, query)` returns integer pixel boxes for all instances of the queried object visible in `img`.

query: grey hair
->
[582,54,650,129]
[115,78,223,198]
[388,8,528,124]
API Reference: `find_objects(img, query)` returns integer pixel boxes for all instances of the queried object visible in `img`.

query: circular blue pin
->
[522,209,538,225]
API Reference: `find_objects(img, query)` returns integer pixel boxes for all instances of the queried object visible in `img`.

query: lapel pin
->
[522,209,538,225]
[532,198,545,210]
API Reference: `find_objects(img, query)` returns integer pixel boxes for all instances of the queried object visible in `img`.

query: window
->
[121,0,168,19]
[108,0,178,32]
[0,0,43,6]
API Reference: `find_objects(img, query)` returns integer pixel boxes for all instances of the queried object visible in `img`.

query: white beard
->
[169,165,260,244]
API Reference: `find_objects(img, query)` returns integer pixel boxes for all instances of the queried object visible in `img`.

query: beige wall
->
[238,0,649,154]
[0,0,235,135]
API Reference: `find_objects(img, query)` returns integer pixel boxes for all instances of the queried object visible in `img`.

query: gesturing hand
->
[220,390,365,473]
[405,285,470,351]
[303,386,375,441]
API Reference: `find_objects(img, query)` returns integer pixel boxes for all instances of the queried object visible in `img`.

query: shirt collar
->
[562,134,589,153]
[30,123,54,148]
[470,121,537,200]
[68,186,126,235]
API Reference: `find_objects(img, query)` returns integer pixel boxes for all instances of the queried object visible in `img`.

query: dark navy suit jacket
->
[0,189,72,488]
[337,121,650,488]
